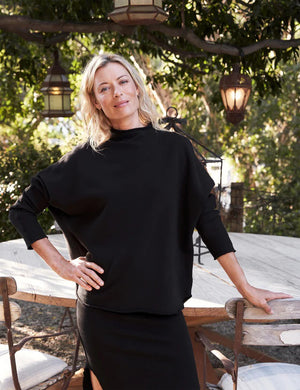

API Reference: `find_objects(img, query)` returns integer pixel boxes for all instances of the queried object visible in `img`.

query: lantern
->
[41,50,73,118]
[219,64,252,125]
[108,0,168,25]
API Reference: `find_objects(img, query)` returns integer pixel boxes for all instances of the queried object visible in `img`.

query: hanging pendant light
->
[108,0,168,25]
[219,64,252,125]
[41,50,73,118]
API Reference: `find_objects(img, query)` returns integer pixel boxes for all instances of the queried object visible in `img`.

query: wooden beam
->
[0,301,21,322]
[225,298,300,321]
[243,324,300,346]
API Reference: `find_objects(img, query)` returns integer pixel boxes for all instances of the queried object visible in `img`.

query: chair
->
[0,276,80,390]
[195,297,300,390]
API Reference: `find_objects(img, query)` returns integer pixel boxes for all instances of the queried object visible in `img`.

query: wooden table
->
[0,233,242,315]
[1,233,299,387]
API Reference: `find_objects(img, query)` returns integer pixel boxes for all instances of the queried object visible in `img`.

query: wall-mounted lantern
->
[219,64,252,125]
[41,50,73,118]
[108,0,168,25]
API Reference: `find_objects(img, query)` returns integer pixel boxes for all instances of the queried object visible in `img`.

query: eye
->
[100,86,110,93]
[120,79,129,85]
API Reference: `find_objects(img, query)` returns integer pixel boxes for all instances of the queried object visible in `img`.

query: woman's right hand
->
[31,238,105,291]
[60,257,105,291]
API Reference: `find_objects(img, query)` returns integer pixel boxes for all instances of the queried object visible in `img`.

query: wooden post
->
[229,183,244,232]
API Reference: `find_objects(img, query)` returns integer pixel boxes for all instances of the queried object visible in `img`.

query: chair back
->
[225,298,300,346]
[0,277,22,390]
[0,276,80,390]
[225,298,300,390]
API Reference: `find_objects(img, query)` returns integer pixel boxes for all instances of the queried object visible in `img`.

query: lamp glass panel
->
[43,95,50,110]
[154,0,162,6]
[220,89,227,108]
[129,12,156,20]
[225,88,236,111]
[109,12,127,22]
[49,94,63,110]
[115,0,128,7]
[131,0,154,5]
[63,95,71,111]
[235,88,245,110]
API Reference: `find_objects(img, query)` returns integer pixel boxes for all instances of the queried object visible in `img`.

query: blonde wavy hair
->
[80,53,160,151]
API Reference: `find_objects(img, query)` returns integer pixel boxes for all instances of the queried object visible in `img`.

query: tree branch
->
[0,15,299,56]
[12,30,70,45]
[145,31,207,59]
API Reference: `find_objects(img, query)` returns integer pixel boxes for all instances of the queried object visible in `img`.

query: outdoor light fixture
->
[219,64,252,125]
[108,0,168,25]
[41,50,73,118]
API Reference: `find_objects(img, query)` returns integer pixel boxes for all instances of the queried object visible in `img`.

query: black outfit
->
[9,124,235,389]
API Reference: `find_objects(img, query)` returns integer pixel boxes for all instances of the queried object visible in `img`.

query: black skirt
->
[76,300,200,390]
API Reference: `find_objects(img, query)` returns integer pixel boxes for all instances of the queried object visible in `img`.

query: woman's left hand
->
[217,252,292,314]
[240,284,292,314]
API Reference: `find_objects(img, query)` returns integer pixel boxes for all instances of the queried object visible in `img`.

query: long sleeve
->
[9,175,49,249]
[183,137,235,259]
[196,192,235,259]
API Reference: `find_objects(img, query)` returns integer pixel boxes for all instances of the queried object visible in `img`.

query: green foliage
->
[0,0,299,117]
[0,128,62,241]
[224,62,300,236]
[0,0,299,239]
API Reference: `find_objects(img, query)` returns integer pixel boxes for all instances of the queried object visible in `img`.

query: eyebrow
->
[96,75,129,87]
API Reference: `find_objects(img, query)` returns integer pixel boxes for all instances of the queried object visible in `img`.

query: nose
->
[113,85,123,97]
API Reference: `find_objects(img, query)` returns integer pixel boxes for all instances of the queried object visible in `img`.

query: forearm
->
[217,251,292,313]
[31,237,70,276]
[31,237,104,291]
[217,251,250,296]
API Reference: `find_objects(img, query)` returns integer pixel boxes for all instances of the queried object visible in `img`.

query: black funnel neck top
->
[9,123,234,315]
[110,123,153,139]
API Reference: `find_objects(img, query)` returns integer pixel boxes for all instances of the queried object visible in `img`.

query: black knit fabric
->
[9,124,235,315]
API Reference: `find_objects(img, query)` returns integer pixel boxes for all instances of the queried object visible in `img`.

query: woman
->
[9,53,290,390]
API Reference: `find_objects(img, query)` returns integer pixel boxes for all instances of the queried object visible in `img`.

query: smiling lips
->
[114,100,129,108]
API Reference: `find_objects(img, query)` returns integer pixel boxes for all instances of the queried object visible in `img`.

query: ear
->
[93,97,102,111]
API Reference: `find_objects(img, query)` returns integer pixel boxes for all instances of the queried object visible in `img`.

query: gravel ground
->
[1,300,299,372]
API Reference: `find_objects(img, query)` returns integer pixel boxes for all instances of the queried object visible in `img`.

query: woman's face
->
[93,62,142,130]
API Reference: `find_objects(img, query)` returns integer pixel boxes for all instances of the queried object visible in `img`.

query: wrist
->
[237,281,253,298]
[51,253,70,273]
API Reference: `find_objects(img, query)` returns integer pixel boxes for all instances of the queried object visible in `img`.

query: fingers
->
[257,292,293,314]
[85,261,104,275]
[244,286,293,315]
[72,259,105,291]
[261,301,272,314]
[272,292,293,299]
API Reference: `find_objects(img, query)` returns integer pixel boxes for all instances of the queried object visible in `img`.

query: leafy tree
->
[0,0,299,122]
[0,0,299,240]
[222,62,300,236]
[0,125,62,241]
